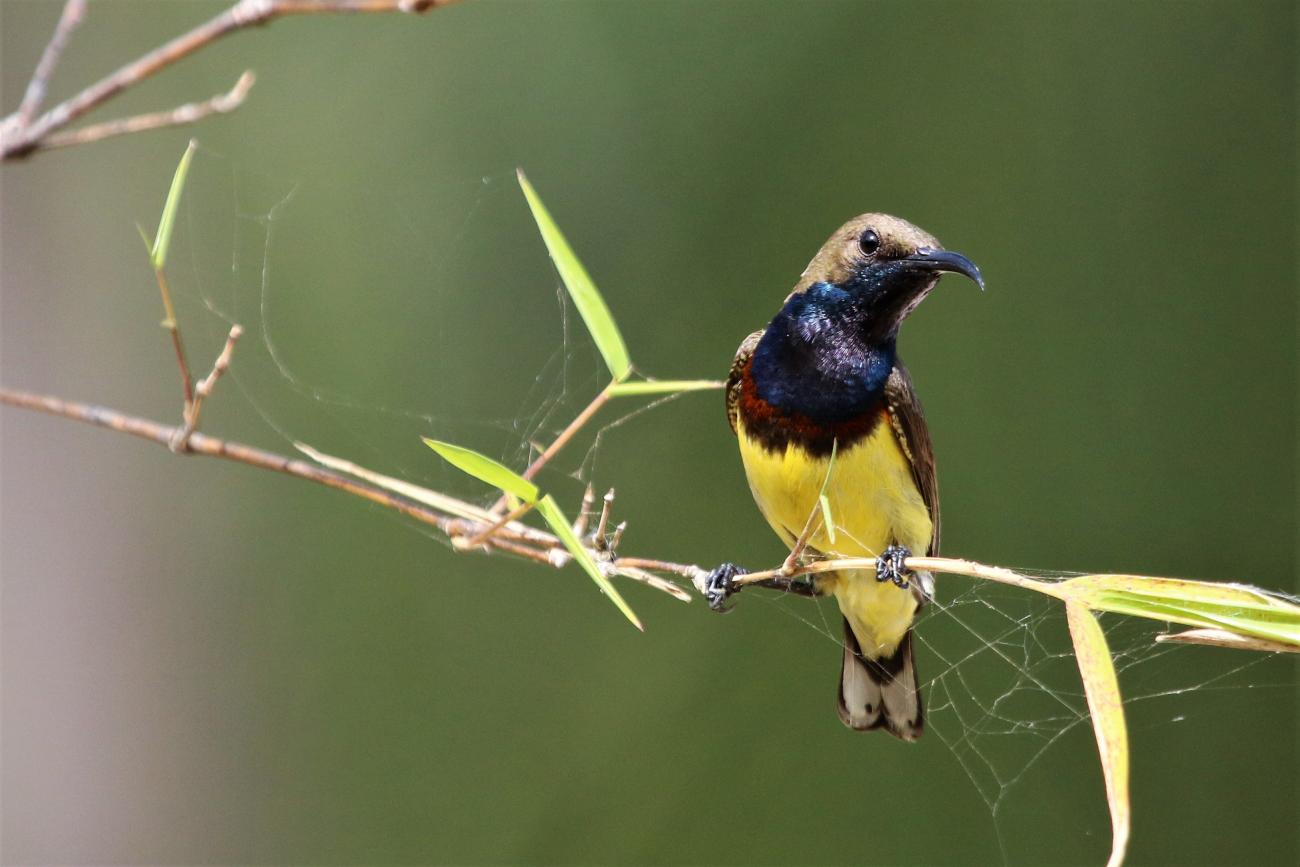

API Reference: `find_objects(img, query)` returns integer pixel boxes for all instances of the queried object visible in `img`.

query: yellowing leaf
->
[517,169,632,381]
[1065,602,1130,867]
[1061,574,1300,648]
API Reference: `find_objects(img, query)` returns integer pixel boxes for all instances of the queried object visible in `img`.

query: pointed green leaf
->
[423,438,539,502]
[517,169,632,381]
[536,495,643,631]
[1065,602,1130,867]
[607,379,726,397]
[151,139,197,270]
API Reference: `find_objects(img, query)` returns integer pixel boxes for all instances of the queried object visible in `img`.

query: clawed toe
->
[703,562,748,612]
[875,545,912,590]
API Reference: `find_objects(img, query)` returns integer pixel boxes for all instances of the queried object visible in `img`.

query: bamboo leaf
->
[1061,574,1300,648]
[818,494,836,544]
[606,379,725,397]
[151,139,197,270]
[423,438,540,503]
[1155,628,1300,654]
[536,495,643,631]
[1065,602,1130,867]
[816,439,839,544]
[517,169,632,381]
[297,441,494,523]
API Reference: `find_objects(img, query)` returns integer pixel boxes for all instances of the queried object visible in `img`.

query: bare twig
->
[593,488,614,550]
[13,0,87,129]
[1,0,457,160]
[463,500,536,549]
[171,325,244,452]
[781,501,821,576]
[489,379,614,513]
[571,484,595,537]
[38,72,256,153]
[608,520,627,554]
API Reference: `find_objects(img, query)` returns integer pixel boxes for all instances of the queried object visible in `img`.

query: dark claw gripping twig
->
[703,562,748,612]
[876,545,911,590]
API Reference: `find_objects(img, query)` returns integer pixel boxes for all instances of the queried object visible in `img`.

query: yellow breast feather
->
[736,418,931,658]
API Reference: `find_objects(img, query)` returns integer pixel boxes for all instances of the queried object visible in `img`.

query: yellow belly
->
[737,419,931,658]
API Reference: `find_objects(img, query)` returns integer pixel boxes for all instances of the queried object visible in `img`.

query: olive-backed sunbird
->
[705,214,983,741]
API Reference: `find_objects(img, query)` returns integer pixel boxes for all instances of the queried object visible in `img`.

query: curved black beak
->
[905,247,985,291]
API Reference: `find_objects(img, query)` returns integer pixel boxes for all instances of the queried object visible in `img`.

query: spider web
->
[167,146,1292,859]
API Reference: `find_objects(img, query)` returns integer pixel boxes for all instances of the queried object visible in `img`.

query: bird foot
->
[876,545,912,589]
[701,562,748,612]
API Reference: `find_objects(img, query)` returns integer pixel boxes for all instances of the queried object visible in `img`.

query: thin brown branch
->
[171,325,244,452]
[521,381,613,482]
[153,269,194,408]
[38,71,256,153]
[0,385,455,530]
[0,385,697,604]
[593,488,614,550]
[571,484,595,537]
[2,0,456,160]
[463,500,535,549]
[781,499,822,576]
[489,379,614,512]
[613,557,706,580]
[608,520,627,553]
[13,0,87,129]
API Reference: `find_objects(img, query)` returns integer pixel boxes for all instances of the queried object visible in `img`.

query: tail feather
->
[837,618,923,741]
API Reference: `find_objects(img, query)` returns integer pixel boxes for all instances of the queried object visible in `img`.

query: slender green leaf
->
[298,441,494,523]
[423,438,539,502]
[818,494,836,545]
[607,379,726,397]
[537,495,643,631]
[816,439,839,544]
[1065,601,1130,867]
[517,169,632,381]
[152,139,197,270]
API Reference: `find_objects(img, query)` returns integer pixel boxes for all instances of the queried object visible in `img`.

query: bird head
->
[789,213,984,343]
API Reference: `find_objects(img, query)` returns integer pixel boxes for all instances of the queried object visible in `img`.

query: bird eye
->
[858,229,880,256]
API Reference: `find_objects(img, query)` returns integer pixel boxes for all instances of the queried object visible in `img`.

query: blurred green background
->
[2,1,1295,864]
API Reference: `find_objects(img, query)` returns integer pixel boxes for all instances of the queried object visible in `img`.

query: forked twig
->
[1,0,457,160]
[13,0,87,129]
[171,325,244,452]
[39,72,256,153]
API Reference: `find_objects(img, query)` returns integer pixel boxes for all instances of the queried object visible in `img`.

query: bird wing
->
[726,329,764,434]
[883,361,940,557]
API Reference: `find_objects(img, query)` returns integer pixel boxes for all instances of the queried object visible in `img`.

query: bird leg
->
[876,544,911,589]
[703,563,819,612]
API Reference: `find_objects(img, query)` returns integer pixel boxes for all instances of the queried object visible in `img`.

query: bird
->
[705,213,983,741]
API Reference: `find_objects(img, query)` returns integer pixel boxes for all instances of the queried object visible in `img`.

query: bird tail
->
[837,618,923,741]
